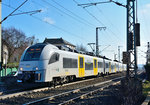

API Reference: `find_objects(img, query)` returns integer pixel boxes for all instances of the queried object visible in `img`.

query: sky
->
[2,0,150,65]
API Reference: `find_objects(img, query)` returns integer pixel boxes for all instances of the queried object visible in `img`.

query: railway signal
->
[122,52,130,64]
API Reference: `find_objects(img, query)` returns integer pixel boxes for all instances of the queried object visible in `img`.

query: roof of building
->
[43,38,76,47]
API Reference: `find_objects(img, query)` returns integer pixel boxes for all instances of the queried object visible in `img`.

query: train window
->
[85,63,93,70]
[116,64,118,68]
[111,65,114,69]
[63,58,77,68]
[106,63,109,68]
[80,57,83,68]
[72,59,78,68]
[49,53,59,64]
[98,62,103,68]
[94,60,97,68]
[109,62,111,67]
[23,44,45,61]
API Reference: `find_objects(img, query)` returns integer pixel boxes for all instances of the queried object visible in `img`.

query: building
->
[2,40,9,65]
[43,38,76,50]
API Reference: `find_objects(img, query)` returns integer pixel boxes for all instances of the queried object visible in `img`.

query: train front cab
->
[17,44,48,83]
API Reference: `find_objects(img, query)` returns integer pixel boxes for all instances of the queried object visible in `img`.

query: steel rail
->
[59,81,121,105]
[0,75,101,99]
[23,76,125,105]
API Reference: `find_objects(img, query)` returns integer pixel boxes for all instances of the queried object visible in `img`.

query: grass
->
[143,80,150,96]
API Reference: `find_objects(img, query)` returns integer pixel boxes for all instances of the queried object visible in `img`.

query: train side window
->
[111,65,114,69]
[94,60,97,68]
[85,63,93,70]
[49,53,59,64]
[80,57,83,68]
[106,63,109,68]
[63,58,77,68]
[98,62,103,68]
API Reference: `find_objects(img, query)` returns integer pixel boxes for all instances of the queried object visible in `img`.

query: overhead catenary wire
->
[51,0,96,28]
[2,3,90,44]
[31,0,64,16]
[10,10,41,16]
[73,0,122,42]
[41,0,95,30]
[138,48,146,54]
[73,0,123,48]
[50,0,113,44]
[0,0,28,24]
[76,0,124,46]
[138,53,146,58]
[87,0,123,36]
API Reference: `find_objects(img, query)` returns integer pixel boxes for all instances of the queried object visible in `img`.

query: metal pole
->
[96,27,106,56]
[126,0,130,78]
[96,28,99,56]
[114,54,117,60]
[87,43,95,54]
[118,46,120,62]
[0,0,2,82]
[133,0,137,78]
[126,0,137,78]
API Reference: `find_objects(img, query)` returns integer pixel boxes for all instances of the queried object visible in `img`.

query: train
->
[17,43,126,84]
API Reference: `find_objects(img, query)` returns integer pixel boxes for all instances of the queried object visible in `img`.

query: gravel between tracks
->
[0,72,125,105]
[69,71,145,105]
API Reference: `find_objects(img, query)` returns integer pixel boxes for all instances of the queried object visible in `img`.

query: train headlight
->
[33,67,38,70]
[20,67,23,71]
[35,67,38,70]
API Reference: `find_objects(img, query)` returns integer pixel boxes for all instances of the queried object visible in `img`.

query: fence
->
[0,67,18,77]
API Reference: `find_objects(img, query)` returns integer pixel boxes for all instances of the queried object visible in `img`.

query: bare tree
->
[2,27,39,63]
[76,44,87,52]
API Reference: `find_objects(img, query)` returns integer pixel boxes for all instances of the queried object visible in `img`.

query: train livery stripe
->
[93,58,98,75]
[78,55,85,77]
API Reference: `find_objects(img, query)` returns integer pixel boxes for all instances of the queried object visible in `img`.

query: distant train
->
[17,43,126,84]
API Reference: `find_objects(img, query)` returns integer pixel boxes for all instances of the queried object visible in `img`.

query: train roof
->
[31,43,119,62]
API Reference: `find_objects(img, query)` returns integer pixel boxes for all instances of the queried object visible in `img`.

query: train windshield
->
[23,44,46,61]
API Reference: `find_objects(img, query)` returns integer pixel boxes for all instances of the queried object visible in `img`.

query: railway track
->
[24,70,145,105]
[24,76,123,105]
[0,72,126,105]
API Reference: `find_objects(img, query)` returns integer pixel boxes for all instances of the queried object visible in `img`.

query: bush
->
[143,80,150,96]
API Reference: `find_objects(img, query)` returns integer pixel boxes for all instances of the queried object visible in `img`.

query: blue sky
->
[2,0,150,65]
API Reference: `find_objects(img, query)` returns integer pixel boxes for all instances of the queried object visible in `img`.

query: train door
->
[103,59,105,74]
[78,56,85,77]
[93,59,98,75]
[114,63,117,72]
[109,62,111,73]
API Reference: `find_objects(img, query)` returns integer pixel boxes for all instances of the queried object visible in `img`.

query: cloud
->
[43,17,55,24]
